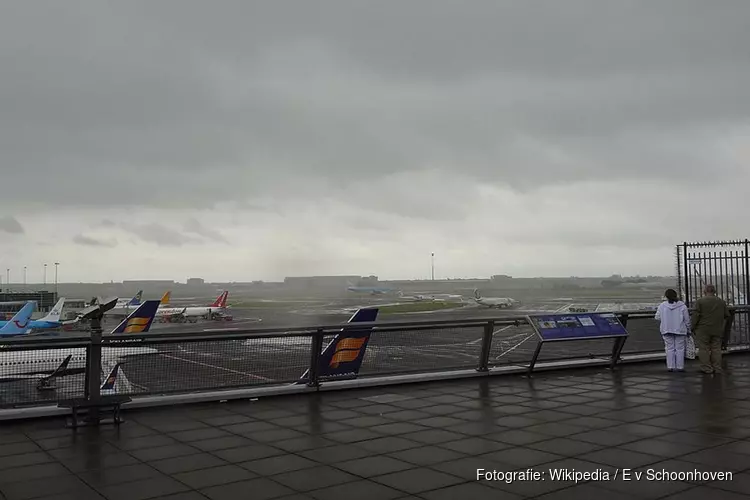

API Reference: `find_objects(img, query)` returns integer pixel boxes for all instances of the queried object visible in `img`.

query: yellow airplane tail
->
[160,291,171,305]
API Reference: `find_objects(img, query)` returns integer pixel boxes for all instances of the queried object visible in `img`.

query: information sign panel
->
[529,313,628,341]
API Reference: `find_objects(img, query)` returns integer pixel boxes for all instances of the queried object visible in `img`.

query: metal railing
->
[1,306,749,418]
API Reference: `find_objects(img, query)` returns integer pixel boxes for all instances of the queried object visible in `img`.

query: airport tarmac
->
[1,296,679,408]
[3,288,684,405]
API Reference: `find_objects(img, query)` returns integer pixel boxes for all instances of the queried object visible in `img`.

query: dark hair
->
[665,289,678,303]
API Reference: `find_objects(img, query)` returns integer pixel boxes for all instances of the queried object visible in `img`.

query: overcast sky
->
[2,1,749,283]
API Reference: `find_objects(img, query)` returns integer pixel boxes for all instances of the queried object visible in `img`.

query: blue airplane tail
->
[110,300,160,334]
[0,302,36,336]
[128,291,143,306]
[100,364,120,392]
[297,307,378,384]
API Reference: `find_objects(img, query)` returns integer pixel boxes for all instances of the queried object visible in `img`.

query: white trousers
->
[662,333,686,370]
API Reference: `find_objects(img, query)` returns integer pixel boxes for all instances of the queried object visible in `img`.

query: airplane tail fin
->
[40,298,65,323]
[473,288,481,299]
[110,300,160,334]
[211,291,229,308]
[100,363,120,393]
[160,291,171,305]
[297,307,378,384]
[0,302,36,336]
[128,291,143,306]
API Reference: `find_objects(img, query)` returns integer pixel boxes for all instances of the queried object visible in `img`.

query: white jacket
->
[655,300,691,335]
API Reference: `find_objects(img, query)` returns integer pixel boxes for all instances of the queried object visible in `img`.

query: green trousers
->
[695,333,723,373]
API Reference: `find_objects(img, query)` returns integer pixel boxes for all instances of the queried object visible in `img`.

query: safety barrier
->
[1,306,748,420]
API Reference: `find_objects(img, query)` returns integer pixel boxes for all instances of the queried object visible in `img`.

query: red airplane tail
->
[211,291,229,308]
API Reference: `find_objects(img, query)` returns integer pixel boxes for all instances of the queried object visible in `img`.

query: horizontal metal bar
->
[2,306,747,348]
[0,341,92,351]
[684,239,749,248]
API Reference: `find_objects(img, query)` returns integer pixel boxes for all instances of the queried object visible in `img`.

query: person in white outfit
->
[654,288,691,372]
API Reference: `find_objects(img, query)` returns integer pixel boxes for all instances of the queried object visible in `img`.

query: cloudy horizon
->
[2,1,749,282]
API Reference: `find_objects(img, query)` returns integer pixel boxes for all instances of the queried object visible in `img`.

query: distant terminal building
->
[187,278,205,286]
[123,280,175,287]
[284,276,373,289]
[0,291,57,312]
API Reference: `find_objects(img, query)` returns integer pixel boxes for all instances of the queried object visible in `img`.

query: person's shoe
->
[668,369,674,372]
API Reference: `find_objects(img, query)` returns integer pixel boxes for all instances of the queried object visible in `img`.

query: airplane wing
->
[0,354,82,386]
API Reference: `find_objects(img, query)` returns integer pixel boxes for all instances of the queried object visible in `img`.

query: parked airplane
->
[472,289,518,308]
[397,291,434,301]
[0,298,67,334]
[347,285,395,295]
[108,291,170,317]
[156,291,228,322]
[114,291,143,309]
[0,300,161,390]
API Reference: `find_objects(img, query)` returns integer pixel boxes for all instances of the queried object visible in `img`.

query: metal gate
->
[677,240,750,345]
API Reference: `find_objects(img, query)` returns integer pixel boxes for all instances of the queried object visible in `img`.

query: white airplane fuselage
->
[158,306,220,318]
[475,297,515,308]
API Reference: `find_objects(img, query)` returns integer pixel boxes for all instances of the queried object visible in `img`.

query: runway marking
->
[494,332,537,360]
[160,353,273,382]
[553,304,570,313]
[469,325,515,345]
[412,346,478,360]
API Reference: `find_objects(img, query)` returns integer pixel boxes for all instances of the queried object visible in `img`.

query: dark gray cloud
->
[73,234,117,248]
[183,218,229,243]
[119,223,201,247]
[0,216,24,234]
[1,1,749,211]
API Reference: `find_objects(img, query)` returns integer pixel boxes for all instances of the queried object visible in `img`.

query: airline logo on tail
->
[329,337,368,368]
[111,300,160,334]
[129,291,143,306]
[211,291,229,308]
[42,298,66,323]
[0,302,36,336]
[123,317,150,333]
[101,364,120,392]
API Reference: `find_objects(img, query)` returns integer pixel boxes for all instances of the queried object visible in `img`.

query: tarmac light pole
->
[54,262,59,298]
[43,264,47,286]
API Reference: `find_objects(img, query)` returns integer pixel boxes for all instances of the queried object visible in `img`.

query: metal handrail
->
[2,304,748,347]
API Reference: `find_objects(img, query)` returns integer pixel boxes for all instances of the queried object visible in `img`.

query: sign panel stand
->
[526,312,629,375]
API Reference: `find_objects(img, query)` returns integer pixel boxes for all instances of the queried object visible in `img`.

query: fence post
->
[744,240,750,307]
[85,320,103,422]
[610,314,629,366]
[683,242,691,307]
[722,310,735,351]
[477,321,494,372]
[307,328,324,388]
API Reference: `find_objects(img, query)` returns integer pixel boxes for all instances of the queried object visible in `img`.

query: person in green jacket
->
[691,285,730,374]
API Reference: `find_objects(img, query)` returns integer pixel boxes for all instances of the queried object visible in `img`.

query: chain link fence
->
[1,310,748,410]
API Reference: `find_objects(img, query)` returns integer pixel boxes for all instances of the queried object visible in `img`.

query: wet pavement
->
[2,355,750,500]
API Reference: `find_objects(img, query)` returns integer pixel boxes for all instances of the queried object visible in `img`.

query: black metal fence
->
[677,240,750,346]
[1,307,748,411]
